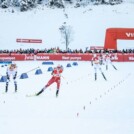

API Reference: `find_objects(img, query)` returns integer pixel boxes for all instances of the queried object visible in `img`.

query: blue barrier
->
[0,61,12,64]
[20,73,28,79]
[66,63,71,67]
[73,62,78,66]
[0,76,7,82]
[35,69,43,75]
[1,64,8,67]
[42,62,54,65]
[47,67,53,71]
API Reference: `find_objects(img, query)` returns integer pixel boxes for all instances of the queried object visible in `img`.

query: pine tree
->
[20,0,28,11]
[1,0,9,8]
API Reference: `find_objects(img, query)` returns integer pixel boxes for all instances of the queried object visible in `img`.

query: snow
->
[0,2,134,134]
[0,61,134,134]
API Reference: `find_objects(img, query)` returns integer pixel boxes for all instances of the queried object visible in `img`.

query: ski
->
[26,93,37,97]
[26,88,45,97]
[2,92,17,94]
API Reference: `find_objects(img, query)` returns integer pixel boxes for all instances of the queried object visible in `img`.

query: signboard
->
[90,46,104,50]
[16,39,42,43]
[0,53,134,62]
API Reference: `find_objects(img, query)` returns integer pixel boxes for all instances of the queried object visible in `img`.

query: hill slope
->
[0,2,134,50]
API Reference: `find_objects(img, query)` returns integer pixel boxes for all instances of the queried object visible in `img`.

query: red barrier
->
[0,53,134,62]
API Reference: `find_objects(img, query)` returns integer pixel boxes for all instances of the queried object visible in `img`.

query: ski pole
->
[61,75,65,79]
[16,66,40,78]
[112,65,117,70]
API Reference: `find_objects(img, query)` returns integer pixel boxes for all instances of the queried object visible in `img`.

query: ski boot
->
[95,73,97,81]
[5,82,8,92]
[56,90,59,97]
[106,65,108,70]
[36,87,46,96]
[15,84,17,92]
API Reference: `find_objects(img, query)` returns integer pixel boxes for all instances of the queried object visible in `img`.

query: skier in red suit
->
[35,64,63,97]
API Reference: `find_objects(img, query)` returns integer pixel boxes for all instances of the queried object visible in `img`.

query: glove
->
[6,75,10,80]
[51,71,54,75]
[13,76,16,80]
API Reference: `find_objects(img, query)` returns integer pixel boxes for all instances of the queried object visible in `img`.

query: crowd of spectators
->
[0,47,134,55]
[0,47,83,54]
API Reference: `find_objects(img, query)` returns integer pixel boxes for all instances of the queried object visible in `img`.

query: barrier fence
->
[0,53,134,62]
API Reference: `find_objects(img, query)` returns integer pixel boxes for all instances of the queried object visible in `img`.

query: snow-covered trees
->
[0,0,124,11]
[93,0,122,5]
[49,0,64,8]
[59,23,74,50]
[20,0,28,11]
[1,0,10,8]
[20,0,36,11]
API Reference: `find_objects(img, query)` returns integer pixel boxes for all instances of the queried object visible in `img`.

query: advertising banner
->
[16,39,42,43]
[0,53,134,62]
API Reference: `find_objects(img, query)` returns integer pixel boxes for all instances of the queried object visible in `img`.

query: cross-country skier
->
[105,52,117,70]
[6,62,17,92]
[35,64,63,97]
[91,53,107,81]
[99,53,105,65]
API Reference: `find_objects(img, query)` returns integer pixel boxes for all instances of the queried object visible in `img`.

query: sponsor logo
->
[126,33,134,37]
[36,56,49,60]
[62,56,81,60]
[25,55,34,60]
[129,57,134,60]
[0,57,15,60]
[112,55,118,60]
